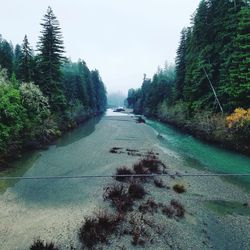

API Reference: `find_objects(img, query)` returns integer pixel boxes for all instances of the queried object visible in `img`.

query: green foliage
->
[172,0,249,112]
[222,5,250,110]
[62,60,107,115]
[0,36,14,76]
[0,6,107,160]
[126,64,175,116]
[37,6,66,111]
[0,68,27,152]
[18,35,33,82]
[19,82,50,122]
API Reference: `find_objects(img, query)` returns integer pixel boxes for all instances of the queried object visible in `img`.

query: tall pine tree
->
[224,4,250,110]
[174,28,187,101]
[37,6,66,111]
[19,35,33,82]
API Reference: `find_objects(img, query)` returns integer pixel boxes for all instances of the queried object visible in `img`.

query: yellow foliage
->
[226,108,250,128]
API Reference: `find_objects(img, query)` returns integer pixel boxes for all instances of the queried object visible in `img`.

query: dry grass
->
[128,182,147,199]
[30,240,58,250]
[103,184,133,212]
[79,211,121,248]
[139,198,158,214]
[173,184,186,193]
[115,166,134,182]
[154,178,165,188]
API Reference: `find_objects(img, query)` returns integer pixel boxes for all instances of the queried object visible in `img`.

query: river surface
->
[147,119,250,191]
[0,112,250,203]
[0,111,250,249]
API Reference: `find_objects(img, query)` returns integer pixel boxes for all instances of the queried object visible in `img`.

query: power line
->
[0,173,250,181]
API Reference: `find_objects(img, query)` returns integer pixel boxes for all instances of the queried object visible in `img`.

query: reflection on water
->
[148,119,250,190]
[0,116,101,196]
[56,115,102,147]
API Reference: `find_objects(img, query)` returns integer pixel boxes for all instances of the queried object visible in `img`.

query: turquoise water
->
[147,119,250,190]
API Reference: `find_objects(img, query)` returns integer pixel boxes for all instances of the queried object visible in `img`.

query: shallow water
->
[0,116,102,206]
[0,114,250,249]
[147,119,250,191]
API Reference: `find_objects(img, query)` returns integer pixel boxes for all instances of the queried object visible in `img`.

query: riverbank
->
[145,110,250,156]
[0,111,102,170]
[0,114,249,249]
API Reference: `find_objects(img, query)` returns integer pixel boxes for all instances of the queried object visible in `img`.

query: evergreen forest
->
[127,0,250,154]
[0,7,107,163]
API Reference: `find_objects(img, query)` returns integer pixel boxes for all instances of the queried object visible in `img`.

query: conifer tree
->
[225,5,250,110]
[0,37,14,76]
[37,6,66,111]
[14,44,23,80]
[19,35,33,82]
[174,28,187,101]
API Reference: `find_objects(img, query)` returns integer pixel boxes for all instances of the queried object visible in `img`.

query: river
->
[0,111,249,249]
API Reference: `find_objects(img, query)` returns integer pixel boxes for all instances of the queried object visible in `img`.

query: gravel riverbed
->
[0,114,249,249]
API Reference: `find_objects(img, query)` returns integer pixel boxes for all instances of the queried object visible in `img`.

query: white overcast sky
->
[0,0,200,95]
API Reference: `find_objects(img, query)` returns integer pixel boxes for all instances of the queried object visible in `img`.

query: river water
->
[147,119,250,191]
[0,112,249,203]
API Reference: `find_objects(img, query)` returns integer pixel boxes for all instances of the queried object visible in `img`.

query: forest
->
[0,7,107,165]
[127,0,250,154]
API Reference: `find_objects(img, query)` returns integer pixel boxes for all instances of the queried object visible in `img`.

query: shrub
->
[162,200,185,218]
[128,182,147,199]
[226,108,250,129]
[79,211,121,248]
[103,184,133,212]
[140,155,166,174]
[115,166,134,182]
[139,198,158,214]
[131,231,146,246]
[226,108,250,146]
[0,70,27,153]
[162,205,175,218]
[170,200,185,218]
[30,239,58,250]
[110,147,122,154]
[154,178,165,188]
[19,82,50,122]
[173,184,186,193]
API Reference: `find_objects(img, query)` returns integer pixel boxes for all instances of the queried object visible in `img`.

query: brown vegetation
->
[103,184,133,212]
[154,178,166,188]
[110,147,123,154]
[115,166,134,182]
[30,240,58,250]
[79,211,121,248]
[139,198,158,214]
[128,182,147,199]
[173,184,186,193]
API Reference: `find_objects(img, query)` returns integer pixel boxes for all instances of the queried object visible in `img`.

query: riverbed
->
[0,111,249,249]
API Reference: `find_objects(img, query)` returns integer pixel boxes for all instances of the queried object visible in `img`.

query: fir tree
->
[225,5,250,110]
[174,28,187,101]
[0,36,14,76]
[14,44,23,80]
[19,35,33,82]
[37,6,66,111]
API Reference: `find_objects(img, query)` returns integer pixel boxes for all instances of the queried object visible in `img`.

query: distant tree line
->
[127,0,250,154]
[0,7,107,162]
